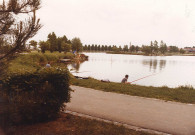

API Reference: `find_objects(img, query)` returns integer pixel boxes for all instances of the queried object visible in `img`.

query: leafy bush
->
[2,67,71,124]
[63,52,75,59]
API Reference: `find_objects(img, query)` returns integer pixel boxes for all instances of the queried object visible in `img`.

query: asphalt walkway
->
[67,85,195,135]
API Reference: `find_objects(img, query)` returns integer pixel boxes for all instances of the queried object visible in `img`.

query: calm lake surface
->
[68,53,195,88]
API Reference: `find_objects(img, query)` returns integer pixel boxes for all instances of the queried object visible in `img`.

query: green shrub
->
[63,52,75,59]
[2,67,71,124]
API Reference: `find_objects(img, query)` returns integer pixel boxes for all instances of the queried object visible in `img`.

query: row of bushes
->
[1,52,72,125]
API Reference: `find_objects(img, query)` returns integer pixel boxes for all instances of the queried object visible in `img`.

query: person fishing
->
[121,73,158,84]
[45,61,51,68]
[121,75,129,83]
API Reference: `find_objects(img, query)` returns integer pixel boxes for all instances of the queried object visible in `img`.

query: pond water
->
[68,53,195,88]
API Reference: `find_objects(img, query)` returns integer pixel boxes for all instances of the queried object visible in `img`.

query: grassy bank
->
[3,113,152,135]
[7,51,74,73]
[71,78,195,104]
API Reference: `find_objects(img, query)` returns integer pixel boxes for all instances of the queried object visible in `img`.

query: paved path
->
[67,86,195,135]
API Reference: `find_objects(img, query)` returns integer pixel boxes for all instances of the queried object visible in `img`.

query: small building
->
[184,47,195,53]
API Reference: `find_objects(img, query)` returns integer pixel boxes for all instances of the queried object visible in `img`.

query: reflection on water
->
[71,61,81,72]
[68,53,195,88]
[71,59,167,73]
[70,59,86,72]
[159,60,166,70]
[142,59,166,72]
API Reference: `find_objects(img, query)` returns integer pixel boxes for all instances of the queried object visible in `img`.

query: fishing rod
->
[70,71,90,73]
[128,73,158,84]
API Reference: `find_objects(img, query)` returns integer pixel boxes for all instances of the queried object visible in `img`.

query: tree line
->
[27,34,186,55]
[82,44,140,53]
[83,40,185,55]
[83,44,134,52]
[28,38,186,55]
[28,32,83,53]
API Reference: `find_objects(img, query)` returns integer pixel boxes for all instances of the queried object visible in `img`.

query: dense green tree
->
[169,46,179,53]
[112,46,119,52]
[142,45,151,55]
[160,40,164,46]
[61,35,68,43]
[123,45,128,52]
[48,32,57,52]
[130,45,135,52]
[98,45,100,51]
[105,45,108,51]
[101,45,105,51]
[150,41,154,54]
[29,40,38,50]
[56,37,62,53]
[135,46,139,53]
[153,40,159,54]
[87,45,91,51]
[119,46,122,51]
[159,41,167,54]
[94,45,97,51]
[39,41,50,53]
[108,45,112,51]
[71,37,82,53]
[83,45,88,51]
[61,41,71,52]
[180,48,185,54]
[56,35,71,53]
[91,44,95,51]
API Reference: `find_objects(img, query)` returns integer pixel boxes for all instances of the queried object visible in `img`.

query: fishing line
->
[128,73,158,84]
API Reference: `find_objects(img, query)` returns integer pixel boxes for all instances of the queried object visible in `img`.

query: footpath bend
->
[67,85,195,135]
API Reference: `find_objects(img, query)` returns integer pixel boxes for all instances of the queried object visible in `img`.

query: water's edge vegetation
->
[71,78,195,104]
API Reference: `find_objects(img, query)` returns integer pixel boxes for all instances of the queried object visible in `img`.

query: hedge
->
[1,67,71,124]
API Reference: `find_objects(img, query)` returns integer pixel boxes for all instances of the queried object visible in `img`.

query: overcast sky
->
[32,0,195,47]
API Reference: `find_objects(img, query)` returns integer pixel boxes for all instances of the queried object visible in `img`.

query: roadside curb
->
[64,110,171,135]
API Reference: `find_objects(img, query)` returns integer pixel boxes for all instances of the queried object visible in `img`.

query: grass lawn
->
[71,78,195,104]
[7,51,74,74]
[3,113,153,135]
